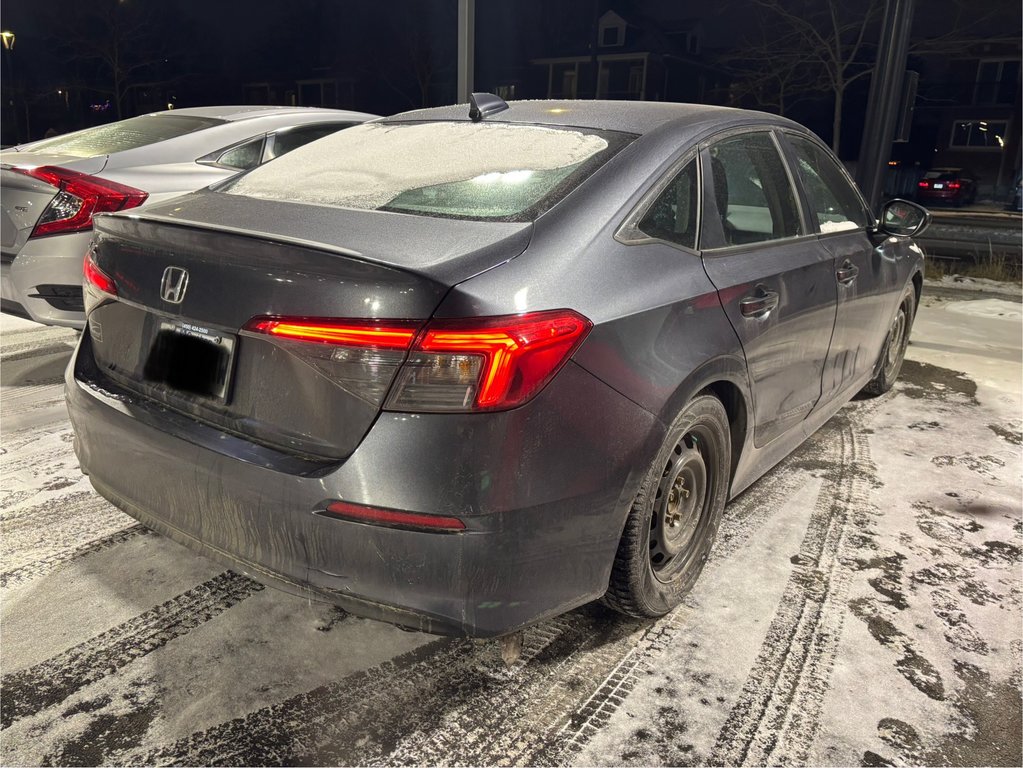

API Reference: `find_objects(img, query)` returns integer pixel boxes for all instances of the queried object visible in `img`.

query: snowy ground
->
[1,294,1020,766]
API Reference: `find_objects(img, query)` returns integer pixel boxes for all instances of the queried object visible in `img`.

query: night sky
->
[1,0,1019,159]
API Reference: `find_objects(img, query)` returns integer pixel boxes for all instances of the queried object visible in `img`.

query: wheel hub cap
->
[651,443,707,569]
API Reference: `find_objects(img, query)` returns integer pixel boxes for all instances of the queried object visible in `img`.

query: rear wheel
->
[604,394,730,618]
[863,289,915,396]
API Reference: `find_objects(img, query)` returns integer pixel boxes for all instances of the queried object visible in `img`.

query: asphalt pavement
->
[1,291,1020,766]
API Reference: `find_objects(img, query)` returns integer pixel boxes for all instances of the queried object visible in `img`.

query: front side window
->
[223,121,632,222]
[703,132,802,248]
[636,160,697,248]
[788,135,869,233]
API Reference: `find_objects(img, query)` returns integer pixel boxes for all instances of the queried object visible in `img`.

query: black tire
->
[603,394,730,618]
[862,289,916,396]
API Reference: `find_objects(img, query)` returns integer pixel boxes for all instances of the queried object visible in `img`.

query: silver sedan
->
[1,105,377,328]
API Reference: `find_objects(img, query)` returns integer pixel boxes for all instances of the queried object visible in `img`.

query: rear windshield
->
[923,171,962,181]
[19,115,225,158]
[222,121,632,221]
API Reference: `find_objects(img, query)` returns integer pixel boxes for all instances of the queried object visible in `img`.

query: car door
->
[699,129,837,448]
[781,132,888,404]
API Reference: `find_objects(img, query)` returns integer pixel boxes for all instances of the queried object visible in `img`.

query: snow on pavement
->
[0,296,1019,766]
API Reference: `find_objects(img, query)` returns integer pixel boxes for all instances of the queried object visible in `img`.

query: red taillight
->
[244,317,419,349]
[947,181,961,190]
[322,500,465,532]
[244,309,592,412]
[12,166,148,239]
[392,310,592,411]
[83,248,117,296]
[918,180,930,188]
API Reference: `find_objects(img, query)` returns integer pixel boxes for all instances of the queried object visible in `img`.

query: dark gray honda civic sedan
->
[66,97,929,637]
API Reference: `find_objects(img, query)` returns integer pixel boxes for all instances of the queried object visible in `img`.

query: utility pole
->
[457,0,475,103]
[856,0,915,212]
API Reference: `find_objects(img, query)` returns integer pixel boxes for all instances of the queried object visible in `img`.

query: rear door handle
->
[837,261,859,285]
[739,287,779,318]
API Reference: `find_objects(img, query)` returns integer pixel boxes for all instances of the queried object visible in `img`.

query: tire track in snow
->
[126,614,601,766]
[0,571,262,730]
[524,422,863,767]
[707,424,870,766]
[1,523,150,589]
[1,491,131,579]
[0,326,77,362]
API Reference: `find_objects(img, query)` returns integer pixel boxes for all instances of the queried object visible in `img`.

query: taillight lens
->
[947,181,961,190]
[11,166,148,238]
[917,180,929,188]
[243,317,421,406]
[244,309,591,412]
[83,246,117,296]
[388,310,592,411]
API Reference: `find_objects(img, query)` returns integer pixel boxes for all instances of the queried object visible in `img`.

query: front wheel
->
[603,394,730,618]
[862,289,916,396]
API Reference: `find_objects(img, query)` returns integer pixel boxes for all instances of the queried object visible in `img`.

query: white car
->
[1,105,377,328]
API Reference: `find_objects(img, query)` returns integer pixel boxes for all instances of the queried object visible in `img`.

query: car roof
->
[384,99,801,136]
[153,105,373,122]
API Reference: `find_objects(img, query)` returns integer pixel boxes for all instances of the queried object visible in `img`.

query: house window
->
[950,119,1008,149]
[601,26,623,46]
[598,11,626,47]
[975,60,1021,105]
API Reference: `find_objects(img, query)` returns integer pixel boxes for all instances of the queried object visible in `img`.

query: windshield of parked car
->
[19,115,226,158]
[222,121,632,221]
[923,171,963,181]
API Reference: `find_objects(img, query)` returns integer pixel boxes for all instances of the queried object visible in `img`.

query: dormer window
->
[599,11,626,48]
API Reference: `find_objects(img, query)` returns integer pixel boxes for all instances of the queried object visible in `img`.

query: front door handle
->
[739,287,779,318]
[837,260,859,285]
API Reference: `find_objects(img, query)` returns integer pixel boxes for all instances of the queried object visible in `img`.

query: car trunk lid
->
[86,208,531,461]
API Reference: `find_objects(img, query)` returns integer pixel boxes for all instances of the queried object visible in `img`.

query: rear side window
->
[223,122,633,222]
[267,123,354,160]
[637,160,697,248]
[214,136,265,170]
[788,135,869,233]
[703,132,802,248]
[20,115,225,158]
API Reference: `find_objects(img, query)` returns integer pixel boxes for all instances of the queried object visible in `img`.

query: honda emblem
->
[160,266,189,304]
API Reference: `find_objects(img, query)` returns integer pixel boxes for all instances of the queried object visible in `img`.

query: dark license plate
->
[143,321,236,401]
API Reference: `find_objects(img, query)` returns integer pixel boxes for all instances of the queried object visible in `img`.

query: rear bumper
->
[66,331,660,637]
[1,231,91,328]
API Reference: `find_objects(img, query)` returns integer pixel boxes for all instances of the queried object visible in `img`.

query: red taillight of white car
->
[243,309,592,412]
[12,166,148,238]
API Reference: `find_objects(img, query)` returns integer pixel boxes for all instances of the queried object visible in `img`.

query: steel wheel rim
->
[650,431,712,582]
[884,305,908,376]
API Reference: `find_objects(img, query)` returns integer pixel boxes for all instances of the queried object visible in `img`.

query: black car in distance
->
[67,95,930,641]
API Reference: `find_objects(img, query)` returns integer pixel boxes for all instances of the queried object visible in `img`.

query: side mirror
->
[876,198,931,238]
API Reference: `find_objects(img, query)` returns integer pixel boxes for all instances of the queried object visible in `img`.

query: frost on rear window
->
[21,115,225,158]
[223,122,620,221]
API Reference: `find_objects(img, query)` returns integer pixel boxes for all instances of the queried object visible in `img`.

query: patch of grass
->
[926,252,1022,283]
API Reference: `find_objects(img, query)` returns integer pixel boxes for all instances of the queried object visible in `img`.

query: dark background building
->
[1,0,1019,197]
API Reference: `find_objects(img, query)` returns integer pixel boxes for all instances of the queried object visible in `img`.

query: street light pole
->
[1,30,17,143]
[856,0,915,212]
[457,0,475,104]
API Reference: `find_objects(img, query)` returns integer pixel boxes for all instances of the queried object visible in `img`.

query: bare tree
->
[724,0,883,153]
[47,0,171,119]
[724,0,1019,154]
